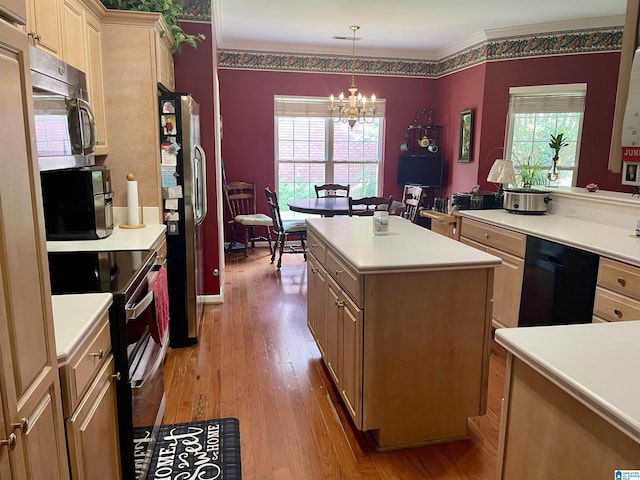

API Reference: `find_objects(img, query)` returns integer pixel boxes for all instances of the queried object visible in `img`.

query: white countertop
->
[47,224,166,252]
[460,209,640,267]
[495,322,640,444]
[307,216,501,273]
[52,293,112,364]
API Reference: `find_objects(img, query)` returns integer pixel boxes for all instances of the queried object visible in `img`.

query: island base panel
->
[498,357,640,479]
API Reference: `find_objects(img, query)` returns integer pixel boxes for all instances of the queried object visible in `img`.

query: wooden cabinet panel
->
[156,25,174,91]
[340,294,362,426]
[460,218,526,257]
[326,249,361,306]
[61,0,85,71]
[25,0,62,56]
[325,277,341,387]
[66,356,121,480]
[593,286,640,322]
[461,218,525,328]
[85,8,108,155]
[0,21,69,480]
[307,254,327,357]
[597,257,640,301]
[307,229,327,266]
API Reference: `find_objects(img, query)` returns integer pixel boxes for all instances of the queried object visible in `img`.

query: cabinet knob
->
[335,270,343,275]
[335,299,344,307]
[617,277,626,287]
[112,372,122,381]
[11,417,28,433]
[311,243,319,248]
[89,349,104,359]
[614,308,623,318]
[311,268,318,274]
[0,433,17,451]
[484,233,490,239]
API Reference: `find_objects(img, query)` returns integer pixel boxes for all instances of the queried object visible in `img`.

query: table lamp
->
[487,159,516,200]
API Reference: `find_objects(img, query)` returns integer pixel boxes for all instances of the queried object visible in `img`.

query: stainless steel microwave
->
[30,46,96,171]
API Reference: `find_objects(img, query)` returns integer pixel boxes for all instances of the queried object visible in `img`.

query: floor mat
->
[134,417,241,479]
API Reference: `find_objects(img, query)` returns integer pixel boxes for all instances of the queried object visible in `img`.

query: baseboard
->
[200,294,222,304]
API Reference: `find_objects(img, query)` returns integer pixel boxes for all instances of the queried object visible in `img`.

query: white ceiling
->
[213,0,627,60]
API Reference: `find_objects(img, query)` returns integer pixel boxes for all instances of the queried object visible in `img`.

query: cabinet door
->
[325,277,341,387]
[25,0,62,56]
[66,356,121,480]
[461,236,524,328]
[487,246,524,329]
[155,27,174,91]
[0,22,69,480]
[339,294,362,428]
[85,8,108,155]
[307,255,327,357]
[61,0,85,71]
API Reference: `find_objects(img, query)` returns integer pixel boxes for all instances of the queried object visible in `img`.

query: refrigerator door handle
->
[193,144,207,225]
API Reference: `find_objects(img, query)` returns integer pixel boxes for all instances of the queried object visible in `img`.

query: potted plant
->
[101,0,205,52]
[547,133,568,183]
[513,155,546,188]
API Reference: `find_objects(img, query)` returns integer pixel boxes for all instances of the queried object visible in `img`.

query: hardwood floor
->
[163,248,507,479]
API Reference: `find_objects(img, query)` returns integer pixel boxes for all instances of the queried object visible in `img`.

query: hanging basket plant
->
[101,0,205,53]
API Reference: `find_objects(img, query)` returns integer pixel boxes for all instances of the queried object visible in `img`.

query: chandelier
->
[329,25,376,128]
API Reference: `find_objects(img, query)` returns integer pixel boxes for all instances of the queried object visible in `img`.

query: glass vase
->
[547,157,559,187]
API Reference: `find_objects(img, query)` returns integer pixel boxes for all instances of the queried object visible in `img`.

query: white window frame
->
[274,95,385,216]
[505,83,586,187]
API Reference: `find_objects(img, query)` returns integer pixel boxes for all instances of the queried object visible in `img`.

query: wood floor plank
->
[163,248,506,479]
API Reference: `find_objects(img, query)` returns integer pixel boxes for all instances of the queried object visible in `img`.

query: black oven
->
[48,249,168,479]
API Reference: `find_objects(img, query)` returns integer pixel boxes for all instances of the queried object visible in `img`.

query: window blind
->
[509,92,586,114]
[274,95,385,117]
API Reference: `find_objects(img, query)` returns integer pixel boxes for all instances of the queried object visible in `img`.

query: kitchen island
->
[495,322,640,479]
[305,216,501,450]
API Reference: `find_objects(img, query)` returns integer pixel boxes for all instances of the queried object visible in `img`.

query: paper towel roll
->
[127,179,140,226]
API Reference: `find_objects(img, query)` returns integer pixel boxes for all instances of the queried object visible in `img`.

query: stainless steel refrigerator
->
[159,93,207,347]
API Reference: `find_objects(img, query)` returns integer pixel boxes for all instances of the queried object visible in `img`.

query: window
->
[274,96,385,215]
[505,84,586,187]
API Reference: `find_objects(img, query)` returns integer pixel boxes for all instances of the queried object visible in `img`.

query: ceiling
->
[213,0,627,60]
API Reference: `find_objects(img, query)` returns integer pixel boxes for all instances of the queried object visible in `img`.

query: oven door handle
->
[125,291,154,321]
[131,334,169,390]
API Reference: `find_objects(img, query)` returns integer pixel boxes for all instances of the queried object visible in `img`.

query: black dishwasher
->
[518,236,599,327]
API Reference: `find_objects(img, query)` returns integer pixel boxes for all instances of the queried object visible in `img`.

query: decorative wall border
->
[217,26,623,79]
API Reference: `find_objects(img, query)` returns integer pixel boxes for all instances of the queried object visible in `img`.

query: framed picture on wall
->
[458,109,473,163]
[622,161,640,185]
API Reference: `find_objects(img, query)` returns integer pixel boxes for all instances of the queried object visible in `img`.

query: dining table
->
[288,197,404,217]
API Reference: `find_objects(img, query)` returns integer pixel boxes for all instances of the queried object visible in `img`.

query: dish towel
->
[150,266,169,344]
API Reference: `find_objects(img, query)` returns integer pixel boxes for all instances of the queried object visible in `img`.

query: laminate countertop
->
[47,224,166,252]
[51,293,113,363]
[306,216,500,274]
[460,210,640,267]
[495,321,640,445]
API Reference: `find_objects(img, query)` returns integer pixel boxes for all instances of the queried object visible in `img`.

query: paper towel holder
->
[120,172,146,229]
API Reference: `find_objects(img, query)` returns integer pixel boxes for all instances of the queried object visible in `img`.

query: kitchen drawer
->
[593,286,640,323]
[307,228,327,267]
[326,248,362,306]
[597,257,640,301]
[59,312,112,417]
[460,218,526,258]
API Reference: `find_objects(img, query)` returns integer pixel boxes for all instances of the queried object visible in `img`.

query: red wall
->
[174,22,220,294]
[433,63,487,195]
[218,69,438,212]
[477,52,623,193]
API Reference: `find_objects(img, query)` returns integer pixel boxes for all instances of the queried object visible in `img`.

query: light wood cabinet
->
[60,0,109,155]
[58,310,121,479]
[24,0,62,56]
[307,223,494,451]
[155,20,175,91]
[0,17,69,480]
[460,218,526,328]
[593,257,640,322]
[101,10,175,218]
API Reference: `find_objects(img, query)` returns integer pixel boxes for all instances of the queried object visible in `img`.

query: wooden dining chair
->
[224,181,273,257]
[348,195,394,216]
[401,185,424,223]
[314,183,350,198]
[264,187,307,269]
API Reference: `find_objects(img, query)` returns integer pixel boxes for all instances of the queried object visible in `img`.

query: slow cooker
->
[503,188,552,214]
